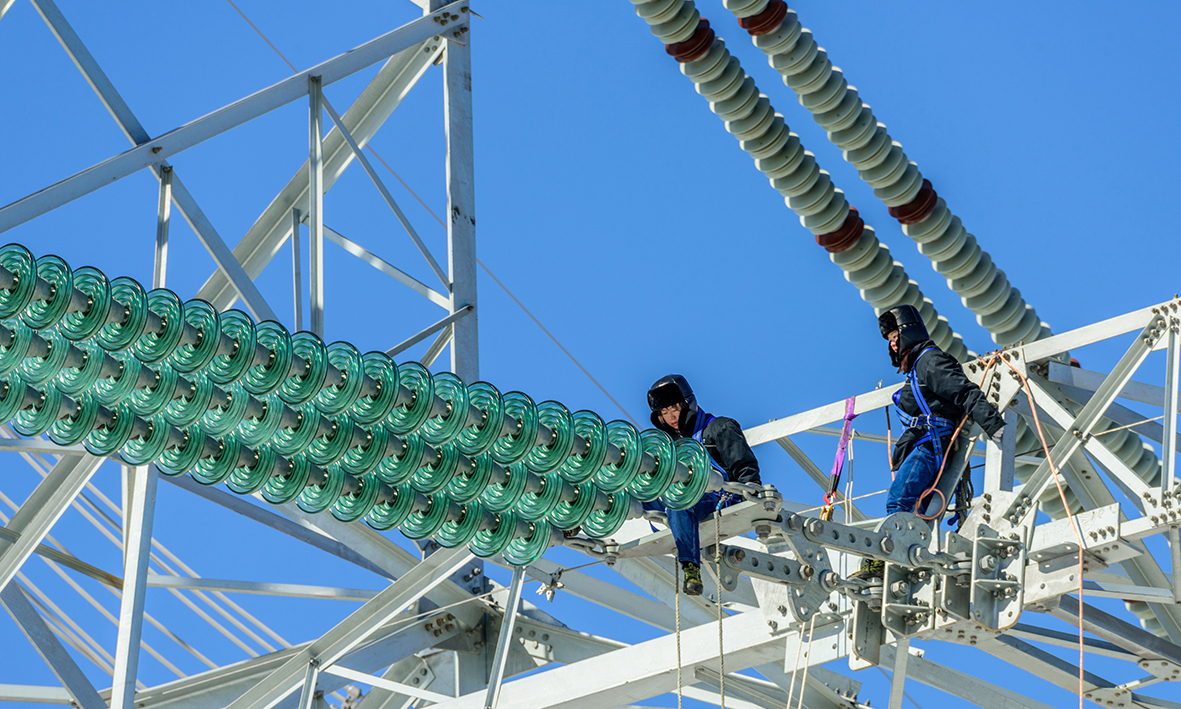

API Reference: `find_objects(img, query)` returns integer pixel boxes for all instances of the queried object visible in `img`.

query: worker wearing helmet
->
[856,304,1005,579]
[645,374,761,595]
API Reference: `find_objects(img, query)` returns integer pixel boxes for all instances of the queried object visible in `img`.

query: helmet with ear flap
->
[878,304,930,369]
[647,374,699,437]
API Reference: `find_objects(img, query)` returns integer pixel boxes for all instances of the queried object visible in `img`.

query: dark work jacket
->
[892,340,1005,471]
[654,409,762,487]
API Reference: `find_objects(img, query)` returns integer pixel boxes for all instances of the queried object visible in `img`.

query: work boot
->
[681,562,704,596]
[852,558,885,581]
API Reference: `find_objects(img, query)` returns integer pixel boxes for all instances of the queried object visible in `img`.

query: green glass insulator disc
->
[134,289,185,364]
[331,470,381,523]
[20,329,70,386]
[469,511,517,558]
[595,420,641,493]
[93,353,140,407]
[163,372,216,428]
[304,415,356,467]
[0,377,28,425]
[206,310,254,386]
[661,439,714,511]
[503,519,554,567]
[235,392,284,446]
[387,361,432,435]
[525,401,574,474]
[546,480,597,530]
[410,442,460,495]
[190,435,242,486]
[374,432,423,485]
[401,493,450,540]
[168,299,219,374]
[364,483,414,531]
[338,424,386,476]
[419,372,469,446]
[513,472,563,521]
[202,382,251,436]
[225,445,277,495]
[22,255,73,330]
[559,410,608,484]
[350,352,399,426]
[13,384,61,437]
[0,321,33,376]
[84,402,135,456]
[490,392,537,465]
[0,244,37,320]
[434,500,485,548]
[278,331,327,406]
[627,430,677,502]
[59,267,110,342]
[156,425,207,476]
[55,339,105,396]
[455,382,503,457]
[49,392,99,447]
[583,490,633,539]
[127,364,177,417]
[479,461,529,513]
[261,454,312,505]
[242,321,292,396]
[444,452,494,504]
[314,341,363,416]
[271,402,320,457]
[119,414,172,467]
[97,277,147,352]
[297,463,345,514]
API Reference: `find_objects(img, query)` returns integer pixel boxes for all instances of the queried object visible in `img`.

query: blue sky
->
[1,1,1180,707]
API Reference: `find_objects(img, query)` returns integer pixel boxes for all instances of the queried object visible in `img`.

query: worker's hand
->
[990,426,1006,444]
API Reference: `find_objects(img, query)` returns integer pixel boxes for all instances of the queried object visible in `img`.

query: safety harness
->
[892,348,958,472]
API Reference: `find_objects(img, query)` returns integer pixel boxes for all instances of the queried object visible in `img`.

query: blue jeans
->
[643,491,727,565]
[886,444,937,515]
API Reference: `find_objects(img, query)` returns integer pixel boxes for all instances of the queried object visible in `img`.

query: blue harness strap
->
[892,348,957,470]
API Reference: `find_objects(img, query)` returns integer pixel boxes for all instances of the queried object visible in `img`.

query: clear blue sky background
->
[1,1,1179,707]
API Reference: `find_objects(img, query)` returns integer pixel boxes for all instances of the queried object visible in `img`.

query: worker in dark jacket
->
[857,305,1005,579]
[643,374,761,595]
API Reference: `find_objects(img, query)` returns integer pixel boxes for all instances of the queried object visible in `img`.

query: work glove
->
[990,426,1006,444]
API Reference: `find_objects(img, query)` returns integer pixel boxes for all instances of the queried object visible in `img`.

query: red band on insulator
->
[665,18,715,63]
[888,179,938,225]
[739,0,788,36]
[816,207,864,253]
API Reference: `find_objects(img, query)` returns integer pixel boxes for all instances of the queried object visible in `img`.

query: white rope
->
[785,615,806,708]
[675,563,683,709]
[796,613,819,709]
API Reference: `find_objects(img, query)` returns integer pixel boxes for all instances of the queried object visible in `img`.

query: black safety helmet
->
[647,374,699,438]
[878,304,929,369]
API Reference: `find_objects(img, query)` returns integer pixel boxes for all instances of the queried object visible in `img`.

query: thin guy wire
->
[714,511,725,709]
[675,563,683,709]
[223,0,640,426]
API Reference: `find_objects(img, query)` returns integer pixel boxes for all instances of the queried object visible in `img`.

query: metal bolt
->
[880,536,895,554]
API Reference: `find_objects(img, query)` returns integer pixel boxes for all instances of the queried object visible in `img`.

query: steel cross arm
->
[878,643,1056,709]
[0,583,106,709]
[518,557,671,631]
[317,666,451,704]
[1018,302,1165,363]
[1056,382,1181,452]
[0,525,122,589]
[385,305,473,358]
[1000,316,1165,522]
[22,0,276,321]
[0,454,104,593]
[0,684,73,704]
[128,618,460,709]
[431,612,818,709]
[320,96,450,289]
[976,633,1116,696]
[1052,596,1181,667]
[1006,622,1138,661]
[145,575,379,601]
[223,545,473,709]
[0,3,467,234]
[322,224,449,308]
[110,464,159,709]
[745,383,902,447]
[1024,376,1155,503]
[198,40,444,311]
